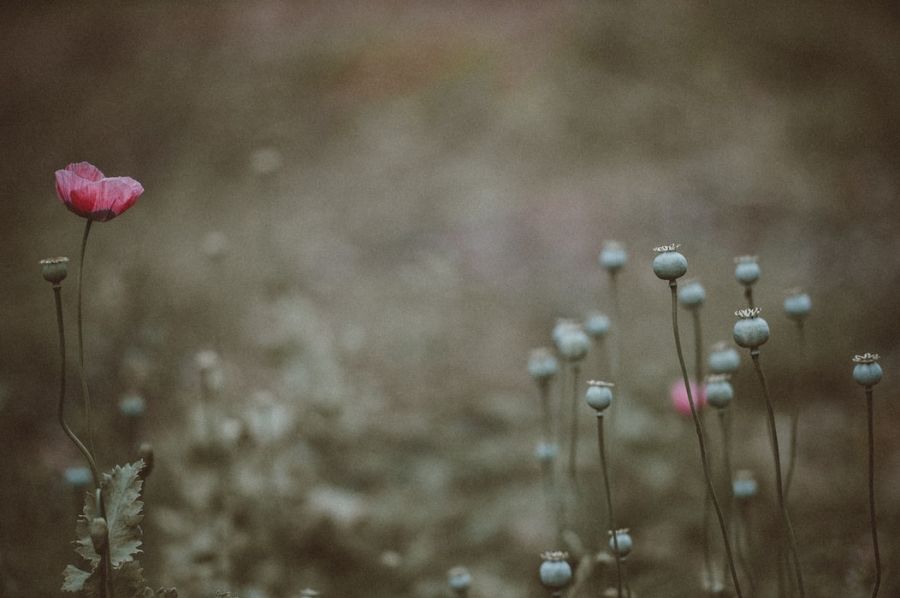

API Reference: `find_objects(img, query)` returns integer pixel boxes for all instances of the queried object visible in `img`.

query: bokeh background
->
[2,1,899,596]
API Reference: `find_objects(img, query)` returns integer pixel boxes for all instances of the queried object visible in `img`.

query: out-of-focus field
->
[1,2,899,596]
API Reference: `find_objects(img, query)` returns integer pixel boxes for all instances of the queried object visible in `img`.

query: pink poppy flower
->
[670,379,706,417]
[55,161,144,221]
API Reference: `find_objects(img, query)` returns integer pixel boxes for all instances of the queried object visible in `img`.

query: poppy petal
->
[65,161,105,182]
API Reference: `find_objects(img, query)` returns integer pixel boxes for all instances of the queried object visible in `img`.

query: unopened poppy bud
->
[599,241,627,274]
[40,257,69,285]
[539,551,572,589]
[733,308,769,349]
[734,256,760,286]
[652,244,687,281]
[90,517,108,554]
[852,353,882,387]
[447,566,472,593]
[138,442,155,478]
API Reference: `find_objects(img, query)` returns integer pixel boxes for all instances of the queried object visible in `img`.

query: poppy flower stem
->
[76,218,96,453]
[52,282,110,598]
[567,364,581,495]
[596,416,623,598]
[669,282,743,598]
[750,351,805,598]
[690,308,715,590]
[784,321,804,499]
[865,387,881,598]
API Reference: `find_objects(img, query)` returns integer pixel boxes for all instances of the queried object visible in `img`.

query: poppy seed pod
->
[734,256,760,287]
[584,312,611,339]
[599,241,627,274]
[90,517,108,554]
[534,441,559,463]
[852,353,882,387]
[539,552,572,589]
[557,327,590,362]
[705,375,733,409]
[608,529,633,558]
[447,566,472,593]
[528,348,559,383]
[63,466,92,489]
[677,279,706,309]
[783,289,812,322]
[585,380,614,413]
[118,392,146,418]
[708,341,741,374]
[40,257,69,285]
[732,470,758,501]
[733,308,769,349]
[652,243,687,280]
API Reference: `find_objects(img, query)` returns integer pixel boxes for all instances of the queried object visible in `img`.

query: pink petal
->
[98,177,144,218]
[65,161,105,182]
[670,379,706,417]
[55,169,100,217]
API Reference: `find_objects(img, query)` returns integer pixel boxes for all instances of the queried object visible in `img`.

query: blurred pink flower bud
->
[670,379,706,416]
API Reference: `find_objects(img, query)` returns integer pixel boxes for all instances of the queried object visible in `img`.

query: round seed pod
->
[705,375,733,409]
[63,466,93,489]
[708,342,741,374]
[599,241,627,274]
[539,552,572,590]
[783,289,811,322]
[528,348,559,383]
[608,529,633,558]
[118,392,146,418]
[852,354,882,387]
[732,470,758,501]
[677,280,706,309]
[733,308,769,349]
[557,328,590,362]
[447,566,472,593]
[583,312,611,339]
[585,381,614,413]
[652,244,687,281]
[40,257,69,285]
[734,256,760,286]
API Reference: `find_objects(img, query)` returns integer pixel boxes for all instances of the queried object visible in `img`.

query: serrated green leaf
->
[62,564,94,592]
[74,461,145,567]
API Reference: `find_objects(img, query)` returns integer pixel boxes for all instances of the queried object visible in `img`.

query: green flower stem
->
[596,416,623,598]
[539,380,563,542]
[567,364,581,494]
[785,321,804,498]
[669,282,743,598]
[77,218,95,453]
[691,308,715,591]
[52,284,110,598]
[744,287,754,310]
[608,271,622,384]
[736,502,757,596]
[540,380,553,443]
[718,410,739,588]
[866,387,881,598]
[750,351,805,598]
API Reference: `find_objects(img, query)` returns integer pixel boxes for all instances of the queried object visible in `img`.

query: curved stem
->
[53,286,101,488]
[866,388,881,598]
[53,285,109,598]
[77,219,95,453]
[669,283,743,597]
[597,417,623,598]
[750,352,805,597]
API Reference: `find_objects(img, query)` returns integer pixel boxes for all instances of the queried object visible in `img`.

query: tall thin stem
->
[567,364,581,494]
[53,285,109,598]
[744,287,754,309]
[718,410,739,589]
[785,321,804,498]
[669,283,743,598]
[691,308,714,591]
[736,502,757,596]
[865,388,881,598]
[750,352,805,597]
[597,417,623,598]
[608,272,622,383]
[77,218,95,453]
[540,380,553,443]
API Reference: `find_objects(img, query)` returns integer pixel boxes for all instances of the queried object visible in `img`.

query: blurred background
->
[1,1,899,596]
